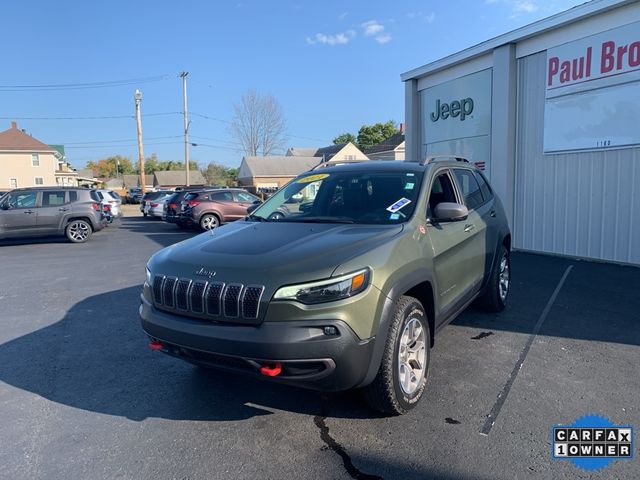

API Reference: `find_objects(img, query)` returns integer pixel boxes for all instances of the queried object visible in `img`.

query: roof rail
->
[419,154,469,166]
[310,159,369,170]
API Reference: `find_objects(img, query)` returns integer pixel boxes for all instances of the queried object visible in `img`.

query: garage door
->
[514,52,640,265]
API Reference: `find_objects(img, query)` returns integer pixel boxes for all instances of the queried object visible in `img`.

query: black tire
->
[364,296,431,415]
[478,245,510,312]
[142,212,147,217]
[65,219,93,243]
[200,213,220,231]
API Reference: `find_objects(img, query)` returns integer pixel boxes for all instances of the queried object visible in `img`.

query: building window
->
[10,178,17,188]
[31,153,40,167]
[35,177,44,185]
[346,155,356,160]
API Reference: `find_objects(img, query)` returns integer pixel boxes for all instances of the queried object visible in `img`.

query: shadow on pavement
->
[0,285,374,422]
[0,252,637,425]
[117,215,196,248]
[453,252,640,347]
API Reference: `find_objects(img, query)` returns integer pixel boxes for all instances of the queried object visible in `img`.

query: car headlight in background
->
[273,269,370,305]
[145,266,151,285]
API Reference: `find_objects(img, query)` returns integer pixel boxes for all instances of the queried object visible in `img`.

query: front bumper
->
[139,292,376,391]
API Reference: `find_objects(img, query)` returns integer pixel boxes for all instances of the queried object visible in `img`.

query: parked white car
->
[145,193,174,218]
[95,190,122,216]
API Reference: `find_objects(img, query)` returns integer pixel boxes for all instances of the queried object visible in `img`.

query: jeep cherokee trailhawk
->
[140,157,511,414]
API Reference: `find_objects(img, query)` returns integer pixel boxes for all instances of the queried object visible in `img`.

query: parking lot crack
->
[314,397,382,480]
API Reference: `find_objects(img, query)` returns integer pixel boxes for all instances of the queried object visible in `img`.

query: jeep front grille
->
[152,275,264,321]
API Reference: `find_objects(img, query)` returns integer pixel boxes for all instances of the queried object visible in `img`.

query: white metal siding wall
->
[514,51,640,265]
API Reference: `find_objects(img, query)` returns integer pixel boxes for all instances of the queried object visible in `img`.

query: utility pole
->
[134,89,146,193]
[180,71,190,187]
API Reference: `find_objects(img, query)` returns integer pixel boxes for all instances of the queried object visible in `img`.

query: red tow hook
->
[148,340,164,351]
[260,362,282,377]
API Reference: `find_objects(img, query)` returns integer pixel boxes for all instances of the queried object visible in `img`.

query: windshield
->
[249,170,422,224]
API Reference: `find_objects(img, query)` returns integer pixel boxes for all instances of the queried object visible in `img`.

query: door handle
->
[490,210,496,218]
[464,224,475,233]
[24,210,34,215]
[59,207,69,212]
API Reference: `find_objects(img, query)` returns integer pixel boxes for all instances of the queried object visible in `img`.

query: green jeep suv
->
[140,158,511,414]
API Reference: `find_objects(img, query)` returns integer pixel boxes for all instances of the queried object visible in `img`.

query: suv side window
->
[427,172,457,218]
[42,191,66,206]
[69,191,78,202]
[5,191,38,209]
[453,169,484,211]
[474,170,493,201]
[211,191,233,202]
[234,191,258,203]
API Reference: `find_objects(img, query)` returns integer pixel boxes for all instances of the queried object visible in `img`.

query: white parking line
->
[480,264,574,436]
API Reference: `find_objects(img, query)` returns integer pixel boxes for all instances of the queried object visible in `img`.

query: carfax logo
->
[552,415,634,471]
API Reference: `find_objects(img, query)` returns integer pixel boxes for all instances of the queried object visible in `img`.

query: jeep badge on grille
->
[195,267,216,279]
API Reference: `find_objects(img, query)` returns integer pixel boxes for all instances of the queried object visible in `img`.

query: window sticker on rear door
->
[386,198,411,213]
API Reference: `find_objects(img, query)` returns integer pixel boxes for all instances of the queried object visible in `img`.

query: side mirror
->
[252,199,262,205]
[433,202,468,222]
[0,203,9,210]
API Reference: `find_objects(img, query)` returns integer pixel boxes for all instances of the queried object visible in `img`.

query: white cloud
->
[338,11,348,20]
[361,20,385,36]
[425,12,436,23]
[375,33,392,44]
[306,30,355,46]
[360,20,391,44]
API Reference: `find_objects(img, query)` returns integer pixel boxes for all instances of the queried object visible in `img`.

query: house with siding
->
[0,122,60,189]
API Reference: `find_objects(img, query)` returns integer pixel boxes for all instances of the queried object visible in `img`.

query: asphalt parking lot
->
[0,214,638,480]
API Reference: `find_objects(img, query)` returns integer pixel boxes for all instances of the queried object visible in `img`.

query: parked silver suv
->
[0,187,105,243]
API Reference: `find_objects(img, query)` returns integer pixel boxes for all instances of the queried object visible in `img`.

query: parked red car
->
[178,188,260,230]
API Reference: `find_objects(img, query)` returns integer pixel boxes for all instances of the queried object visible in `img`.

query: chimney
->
[11,121,17,129]
[399,122,405,135]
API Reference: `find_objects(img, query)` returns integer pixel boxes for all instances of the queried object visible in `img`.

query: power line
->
[60,135,182,145]
[0,112,180,121]
[65,141,183,149]
[189,111,331,143]
[0,75,170,92]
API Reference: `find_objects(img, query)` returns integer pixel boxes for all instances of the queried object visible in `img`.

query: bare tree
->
[230,90,287,156]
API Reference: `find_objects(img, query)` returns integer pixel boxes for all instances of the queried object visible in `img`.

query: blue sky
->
[2,0,584,168]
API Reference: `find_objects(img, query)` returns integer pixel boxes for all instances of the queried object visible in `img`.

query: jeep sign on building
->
[403,0,640,266]
[421,69,492,176]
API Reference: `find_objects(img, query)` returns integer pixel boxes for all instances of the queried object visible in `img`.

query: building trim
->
[400,0,631,82]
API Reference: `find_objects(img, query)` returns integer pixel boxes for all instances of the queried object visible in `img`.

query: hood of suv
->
[149,220,403,287]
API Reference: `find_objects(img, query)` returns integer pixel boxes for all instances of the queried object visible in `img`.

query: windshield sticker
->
[297,173,329,184]
[389,213,400,220]
[386,197,412,213]
[404,182,415,190]
[406,173,415,177]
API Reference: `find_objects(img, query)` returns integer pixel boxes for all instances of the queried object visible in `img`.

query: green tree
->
[356,121,399,150]
[201,163,238,186]
[332,133,356,145]
[140,154,198,174]
[86,155,135,178]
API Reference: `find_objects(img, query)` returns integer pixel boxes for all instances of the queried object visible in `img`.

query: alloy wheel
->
[398,318,427,395]
[69,221,90,241]
[499,256,510,302]
[201,215,219,230]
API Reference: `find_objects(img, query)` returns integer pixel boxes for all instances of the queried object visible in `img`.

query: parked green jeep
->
[140,157,511,414]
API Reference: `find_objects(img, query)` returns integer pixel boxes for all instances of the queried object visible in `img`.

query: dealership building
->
[402,0,640,265]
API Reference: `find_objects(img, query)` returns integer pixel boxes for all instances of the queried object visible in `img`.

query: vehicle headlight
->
[273,269,370,305]
[145,266,152,285]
